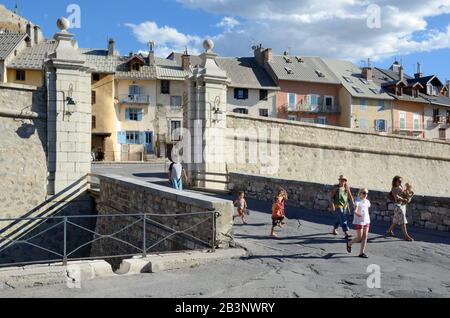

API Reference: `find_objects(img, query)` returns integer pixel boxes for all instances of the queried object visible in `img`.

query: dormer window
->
[131,62,140,71]
[285,67,294,75]
[413,89,419,98]
[283,56,292,63]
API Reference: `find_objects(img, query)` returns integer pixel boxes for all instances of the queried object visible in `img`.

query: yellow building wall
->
[7,69,43,87]
[338,88,352,128]
[92,74,119,161]
[351,97,392,133]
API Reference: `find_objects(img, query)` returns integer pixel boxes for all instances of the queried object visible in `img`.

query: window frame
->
[287,93,297,110]
[170,120,182,141]
[161,80,171,95]
[375,119,387,132]
[317,117,327,125]
[413,113,421,130]
[399,111,407,130]
[233,108,249,115]
[170,95,183,108]
[127,108,143,121]
[259,109,269,117]
[360,98,368,111]
[259,89,268,101]
[125,131,141,145]
[16,69,26,81]
[234,88,249,100]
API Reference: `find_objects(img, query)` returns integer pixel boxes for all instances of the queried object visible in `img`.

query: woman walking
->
[386,176,414,242]
[347,189,371,259]
[330,175,355,239]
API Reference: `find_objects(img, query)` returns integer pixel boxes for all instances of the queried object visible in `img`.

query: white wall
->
[226,88,277,117]
[424,105,450,141]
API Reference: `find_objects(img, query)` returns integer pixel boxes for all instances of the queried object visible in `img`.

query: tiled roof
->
[374,68,446,105]
[167,52,203,68]
[267,55,340,84]
[0,33,27,60]
[216,57,279,90]
[325,59,393,100]
[8,39,57,69]
[421,93,450,108]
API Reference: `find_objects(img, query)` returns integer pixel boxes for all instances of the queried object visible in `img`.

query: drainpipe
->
[0,108,45,119]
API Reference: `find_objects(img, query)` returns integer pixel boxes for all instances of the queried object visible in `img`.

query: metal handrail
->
[0,210,217,267]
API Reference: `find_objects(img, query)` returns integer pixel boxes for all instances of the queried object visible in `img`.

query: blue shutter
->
[125,108,130,121]
[137,109,143,121]
[118,131,126,144]
[139,132,146,145]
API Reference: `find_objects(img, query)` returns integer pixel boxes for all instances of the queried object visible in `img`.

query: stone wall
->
[225,113,450,197]
[91,174,234,261]
[229,173,450,232]
[0,83,47,218]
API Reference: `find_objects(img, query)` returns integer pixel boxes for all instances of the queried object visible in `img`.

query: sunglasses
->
[361,192,368,195]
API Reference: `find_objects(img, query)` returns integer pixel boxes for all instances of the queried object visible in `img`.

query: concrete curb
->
[116,248,248,275]
[0,249,247,290]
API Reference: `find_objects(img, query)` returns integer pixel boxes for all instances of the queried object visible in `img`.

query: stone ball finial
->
[56,17,70,31]
[203,39,214,52]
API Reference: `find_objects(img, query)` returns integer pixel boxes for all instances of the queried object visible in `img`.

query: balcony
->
[286,103,340,113]
[119,94,150,104]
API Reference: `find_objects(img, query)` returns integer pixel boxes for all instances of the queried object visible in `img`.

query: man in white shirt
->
[168,159,188,191]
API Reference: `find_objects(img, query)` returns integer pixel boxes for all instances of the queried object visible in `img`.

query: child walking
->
[234,191,248,224]
[347,189,371,259]
[270,189,287,237]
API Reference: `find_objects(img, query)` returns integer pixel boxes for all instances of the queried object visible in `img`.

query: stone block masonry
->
[226,113,450,197]
[229,173,450,232]
[91,174,234,264]
[0,83,47,219]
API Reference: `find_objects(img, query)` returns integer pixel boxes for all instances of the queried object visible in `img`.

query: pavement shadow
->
[241,252,353,261]
[208,195,450,246]
[133,173,167,179]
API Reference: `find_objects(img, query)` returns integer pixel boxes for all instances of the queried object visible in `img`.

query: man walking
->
[168,158,188,191]
[330,175,355,239]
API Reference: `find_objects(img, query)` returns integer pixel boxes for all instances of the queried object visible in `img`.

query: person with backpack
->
[168,158,188,191]
[386,176,414,242]
[330,175,355,239]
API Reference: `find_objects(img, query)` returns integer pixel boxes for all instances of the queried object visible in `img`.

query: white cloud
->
[216,17,240,31]
[125,21,203,56]
[176,0,450,61]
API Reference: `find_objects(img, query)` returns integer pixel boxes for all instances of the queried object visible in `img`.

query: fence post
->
[63,217,68,266]
[143,215,147,258]
[212,212,216,253]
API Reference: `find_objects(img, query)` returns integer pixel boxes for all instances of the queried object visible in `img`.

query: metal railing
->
[119,94,150,104]
[286,103,340,113]
[0,210,217,268]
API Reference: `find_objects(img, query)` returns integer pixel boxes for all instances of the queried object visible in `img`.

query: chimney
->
[26,23,32,40]
[253,44,273,66]
[33,25,41,44]
[148,41,155,65]
[264,48,273,63]
[362,59,373,81]
[447,80,450,98]
[108,38,116,56]
[182,48,190,71]
[415,62,423,79]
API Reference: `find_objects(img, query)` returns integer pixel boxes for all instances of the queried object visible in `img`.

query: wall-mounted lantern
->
[61,84,77,120]
[210,96,223,124]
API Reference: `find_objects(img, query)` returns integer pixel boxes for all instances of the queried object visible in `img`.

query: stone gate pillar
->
[186,40,230,190]
[46,18,92,195]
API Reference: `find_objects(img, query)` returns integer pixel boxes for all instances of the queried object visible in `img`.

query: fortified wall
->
[225,113,450,197]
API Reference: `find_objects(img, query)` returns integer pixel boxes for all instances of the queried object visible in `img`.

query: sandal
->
[386,231,394,237]
[359,253,369,259]
[404,237,414,242]
[346,240,352,253]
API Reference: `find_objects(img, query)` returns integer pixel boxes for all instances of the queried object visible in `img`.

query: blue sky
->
[4,0,450,81]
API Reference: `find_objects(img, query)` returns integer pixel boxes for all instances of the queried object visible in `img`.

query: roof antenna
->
[14,0,19,14]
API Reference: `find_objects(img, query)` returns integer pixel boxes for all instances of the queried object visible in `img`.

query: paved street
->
[1,189,449,298]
